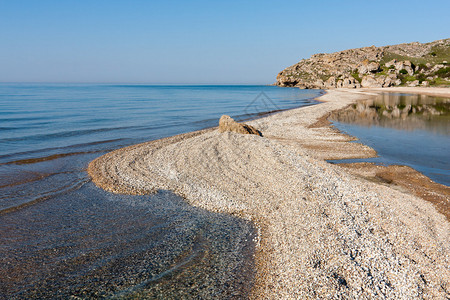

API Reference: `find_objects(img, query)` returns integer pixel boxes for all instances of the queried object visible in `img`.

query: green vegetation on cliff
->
[276,38,450,89]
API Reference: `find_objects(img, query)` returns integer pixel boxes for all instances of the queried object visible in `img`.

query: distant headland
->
[276,38,450,89]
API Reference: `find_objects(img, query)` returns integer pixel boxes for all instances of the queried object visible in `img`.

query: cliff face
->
[276,38,450,89]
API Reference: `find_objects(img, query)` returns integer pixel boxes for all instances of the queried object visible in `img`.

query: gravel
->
[88,88,450,299]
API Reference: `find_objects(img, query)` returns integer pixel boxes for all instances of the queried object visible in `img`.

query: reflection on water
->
[331,93,449,134]
[330,93,450,186]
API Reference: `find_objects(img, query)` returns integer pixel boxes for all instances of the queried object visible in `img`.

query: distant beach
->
[89,87,450,299]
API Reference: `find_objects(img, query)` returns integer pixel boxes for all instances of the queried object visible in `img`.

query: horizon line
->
[0,81,275,86]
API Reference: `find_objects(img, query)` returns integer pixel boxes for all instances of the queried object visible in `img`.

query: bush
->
[417,73,426,83]
[399,69,408,74]
[435,67,450,78]
[417,63,427,70]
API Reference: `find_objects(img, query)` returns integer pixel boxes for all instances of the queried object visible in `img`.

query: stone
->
[361,75,382,88]
[314,79,325,88]
[394,61,414,76]
[218,115,262,136]
[422,81,430,87]
[341,77,361,88]
[381,76,394,87]
[385,59,397,68]
[358,60,381,74]
[325,76,337,88]
[407,80,420,87]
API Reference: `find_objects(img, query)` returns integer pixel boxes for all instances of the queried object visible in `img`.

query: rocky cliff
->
[276,38,450,89]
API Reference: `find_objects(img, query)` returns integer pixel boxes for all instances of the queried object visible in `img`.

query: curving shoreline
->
[88,88,449,299]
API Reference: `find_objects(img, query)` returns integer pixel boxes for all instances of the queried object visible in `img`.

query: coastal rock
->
[361,75,382,88]
[394,60,415,75]
[341,77,361,88]
[385,59,397,68]
[408,80,420,87]
[218,115,262,136]
[275,38,450,89]
[325,76,337,88]
[358,60,381,74]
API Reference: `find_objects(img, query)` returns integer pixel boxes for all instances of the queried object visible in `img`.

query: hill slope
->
[276,39,450,89]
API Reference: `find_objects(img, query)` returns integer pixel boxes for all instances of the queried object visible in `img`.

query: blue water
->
[0,83,322,298]
[0,84,321,164]
[329,93,450,186]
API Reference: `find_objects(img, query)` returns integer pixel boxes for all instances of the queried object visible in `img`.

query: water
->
[329,93,450,186]
[0,83,322,298]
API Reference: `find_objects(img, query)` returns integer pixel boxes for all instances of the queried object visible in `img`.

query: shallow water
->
[330,93,450,186]
[0,84,322,298]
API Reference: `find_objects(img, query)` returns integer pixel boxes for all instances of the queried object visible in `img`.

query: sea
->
[0,84,322,298]
[329,92,450,186]
[1,85,448,298]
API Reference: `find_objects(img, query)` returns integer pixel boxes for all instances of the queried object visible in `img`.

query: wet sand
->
[89,88,450,299]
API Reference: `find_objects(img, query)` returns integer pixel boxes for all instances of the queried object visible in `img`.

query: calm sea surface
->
[0,84,322,298]
[330,92,450,186]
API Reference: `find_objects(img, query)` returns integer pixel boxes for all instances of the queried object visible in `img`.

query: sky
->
[0,0,449,84]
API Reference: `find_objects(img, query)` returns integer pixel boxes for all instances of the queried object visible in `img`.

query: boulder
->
[218,115,262,136]
[341,77,361,88]
[361,75,382,88]
[385,59,397,68]
[388,74,402,86]
[381,76,393,87]
[325,76,337,88]
[358,60,381,74]
[394,61,414,75]
[421,81,430,87]
[407,80,420,87]
[314,79,325,88]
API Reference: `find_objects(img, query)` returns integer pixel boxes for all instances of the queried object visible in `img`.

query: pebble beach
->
[88,88,450,299]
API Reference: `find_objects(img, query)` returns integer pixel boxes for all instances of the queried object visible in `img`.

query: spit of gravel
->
[89,89,449,299]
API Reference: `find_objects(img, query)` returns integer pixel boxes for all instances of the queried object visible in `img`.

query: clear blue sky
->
[1,0,449,84]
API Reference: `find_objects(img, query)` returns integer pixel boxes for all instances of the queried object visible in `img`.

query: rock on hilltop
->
[276,38,450,89]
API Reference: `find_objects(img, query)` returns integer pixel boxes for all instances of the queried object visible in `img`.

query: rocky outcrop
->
[338,77,361,88]
[276,38,450,89]
[358,60,381,74]
[218,115,262,136]
[361,76,382,88]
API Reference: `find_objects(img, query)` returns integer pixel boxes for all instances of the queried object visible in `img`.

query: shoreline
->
[88,87,449,298]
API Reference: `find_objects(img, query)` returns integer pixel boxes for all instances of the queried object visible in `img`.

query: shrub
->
[417,73,426,83]
[417,63,427,70]
[399,69,408,74]
[351,73,362,83]
[435,67,450,78]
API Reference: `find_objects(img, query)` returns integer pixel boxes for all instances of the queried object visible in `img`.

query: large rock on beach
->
[218,115,262,136]
[361,75,382,88]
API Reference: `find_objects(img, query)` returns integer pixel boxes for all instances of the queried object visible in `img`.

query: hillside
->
[276,38,450,89]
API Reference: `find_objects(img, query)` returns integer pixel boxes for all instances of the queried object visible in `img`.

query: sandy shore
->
[88,88,449,299]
